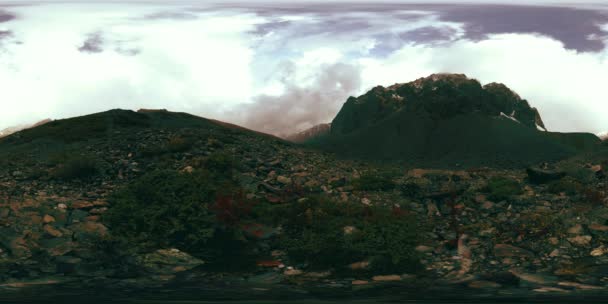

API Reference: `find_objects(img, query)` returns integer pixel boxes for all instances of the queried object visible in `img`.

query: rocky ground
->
[0,111,607,301]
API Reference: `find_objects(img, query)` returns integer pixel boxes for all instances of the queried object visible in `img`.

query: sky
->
[0,1,607,137]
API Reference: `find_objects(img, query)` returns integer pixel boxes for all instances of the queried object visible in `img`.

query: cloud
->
[78,31,104,53]
[229,61,362,137]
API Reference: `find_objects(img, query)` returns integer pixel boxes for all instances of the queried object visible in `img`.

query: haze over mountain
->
[0,1,607,136]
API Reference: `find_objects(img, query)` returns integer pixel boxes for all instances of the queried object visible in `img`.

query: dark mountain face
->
[315,74,599,167]
[331,73,545,136]
[285,123,331,143]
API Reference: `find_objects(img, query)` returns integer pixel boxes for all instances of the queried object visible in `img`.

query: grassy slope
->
[309,110,599,168]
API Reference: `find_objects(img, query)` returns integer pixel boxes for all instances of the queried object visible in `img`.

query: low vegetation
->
[484,176,523,201]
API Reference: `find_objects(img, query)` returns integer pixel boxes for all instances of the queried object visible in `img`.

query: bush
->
[484,177,522,201]
[353,173,396,191]
[278,196,421,274]
[547,178,582,195]
[50,155,99,180]
[103,164,251,264]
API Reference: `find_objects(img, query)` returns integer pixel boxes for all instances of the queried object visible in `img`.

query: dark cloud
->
[233,62,362,136]
[229,3,608,53]
[143,11,198,20]
[78,32,104,53]
[0,30,11,39]
[434,5,608,52]
[0,11,15,23]
[399,26,457,44]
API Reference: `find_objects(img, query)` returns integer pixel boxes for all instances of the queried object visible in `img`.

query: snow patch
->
[536,123,547,132]
[500,112,520,124]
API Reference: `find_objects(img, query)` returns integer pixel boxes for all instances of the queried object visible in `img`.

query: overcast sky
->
[0,1,607,136]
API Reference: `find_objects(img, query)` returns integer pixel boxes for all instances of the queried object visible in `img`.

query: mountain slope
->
[311,74,600,167]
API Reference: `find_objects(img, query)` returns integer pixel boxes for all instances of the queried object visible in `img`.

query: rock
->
[468,280,502,289]
[481,201,494,210]
[589,224,608,232]
[372,275,402,282]
[352,280,369,285]
[343,226,357,235]
[567,235,592,246]
[43,225,63,238]
[567,224,584,235]
[136,248,204,275]
[590,246,608,257]
[548,237,559,245]
[510,269,558,285]
[43,214,55,224]
[256,260,283,268]
[248,272,284,284]
[533,287,569,293]
[549,249,560,257]
[361,198,371,206]
[284,269,303,276]
[415,245,434,253]
[526,167,566,184]
[349,261,370,270]
[558,281,604,290]
[494,244,534,258]
[71,222,108,241]
[276,176,292,185]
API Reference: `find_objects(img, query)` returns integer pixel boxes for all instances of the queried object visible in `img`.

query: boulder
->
[136,248,204,275]
[526,167,566,184]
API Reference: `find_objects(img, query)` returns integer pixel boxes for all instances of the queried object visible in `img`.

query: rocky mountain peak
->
[332,74,545,136]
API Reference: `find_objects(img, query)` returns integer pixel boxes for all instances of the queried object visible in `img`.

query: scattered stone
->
[510,269,558,285]
[349,261,370,270]
[43,225,63,238]
[352,280,369,285]
[136,248,204,275]
[415,245,434,253]
[567,224,584,235]
[494,244,534,258]
[549,249,560,257]
[468,280,501,289]
[533,287,569,293]
[361,198,371,205]
[43,214,55,223]
[343,226,357,235]
[590,246,608,257]
[589,224,608,232]
[558,281,604,290]
[277,176,292,185]
[372,275,402,282]
[567,235,592,247]
[284,269,303,276]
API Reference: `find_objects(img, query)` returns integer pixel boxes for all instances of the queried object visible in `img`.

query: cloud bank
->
[0,2,606,136]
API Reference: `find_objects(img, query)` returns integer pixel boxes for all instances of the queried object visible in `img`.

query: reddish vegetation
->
[211,192,254,227]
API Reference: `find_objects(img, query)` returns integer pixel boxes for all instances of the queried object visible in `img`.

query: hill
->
[309,74,601,167]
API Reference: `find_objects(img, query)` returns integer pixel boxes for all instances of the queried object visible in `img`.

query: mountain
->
[1,104,608,300]
[0,118,52,138]
[599,131,608,141]
[285,123,331,143]
[310,73,600,167]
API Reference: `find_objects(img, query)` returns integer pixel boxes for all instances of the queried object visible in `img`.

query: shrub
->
[400,182,422,198]
[103,166,249,263]
[278,196,421,274]
[484,177,522,201]
[166,136,193,153]
[547,178,582,195]
[353,173,396,191]
[50,155,99,180]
